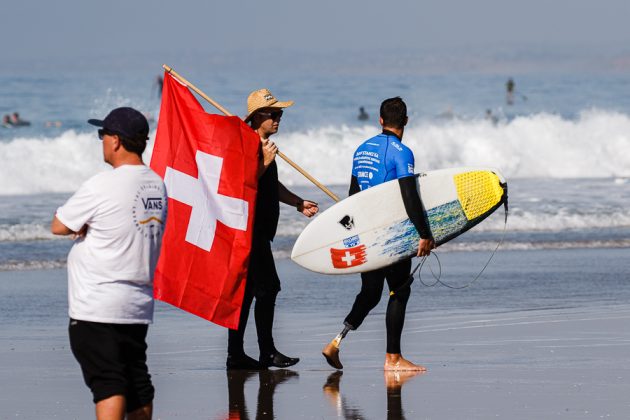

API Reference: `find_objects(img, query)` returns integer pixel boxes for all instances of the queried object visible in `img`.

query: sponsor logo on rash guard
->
[390,141,403,151]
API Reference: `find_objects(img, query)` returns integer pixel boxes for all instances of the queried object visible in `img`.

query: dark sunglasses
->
[98,129,116,140]
[258,110,283,120]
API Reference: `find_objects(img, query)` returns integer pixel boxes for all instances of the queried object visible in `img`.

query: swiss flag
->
[150,72,260,329]
[330,245,367,269]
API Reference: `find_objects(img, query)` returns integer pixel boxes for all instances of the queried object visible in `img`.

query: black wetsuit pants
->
[344,258,412,354]
[228,235,281,358]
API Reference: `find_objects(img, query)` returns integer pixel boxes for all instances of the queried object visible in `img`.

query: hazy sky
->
[2,0,630,71]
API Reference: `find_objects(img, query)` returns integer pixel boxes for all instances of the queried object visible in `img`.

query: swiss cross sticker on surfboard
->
[330,244,367,268]
[291,167,508,274]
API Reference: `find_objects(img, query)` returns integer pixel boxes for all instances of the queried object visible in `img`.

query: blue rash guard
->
[351,130,415,190]
[349,130,432,240]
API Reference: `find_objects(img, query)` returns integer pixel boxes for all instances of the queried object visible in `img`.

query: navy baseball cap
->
[88,107,149,140]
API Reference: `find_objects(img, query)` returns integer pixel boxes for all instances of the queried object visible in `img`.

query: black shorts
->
[68,319,154,412]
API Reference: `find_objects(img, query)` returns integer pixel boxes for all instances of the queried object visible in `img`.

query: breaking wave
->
[1,109,629,195]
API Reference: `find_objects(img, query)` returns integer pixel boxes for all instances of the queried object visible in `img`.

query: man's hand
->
[261,138,278,167]
[73,224,88,239]
[297,200,319,218]
[417,238,434,257]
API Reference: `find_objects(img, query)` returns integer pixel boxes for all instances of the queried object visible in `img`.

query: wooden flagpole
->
[162,64,340,203]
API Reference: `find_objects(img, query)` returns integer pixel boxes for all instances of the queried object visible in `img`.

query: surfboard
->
[291,167,507,274]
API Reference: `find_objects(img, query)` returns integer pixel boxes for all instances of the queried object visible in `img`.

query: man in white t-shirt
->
[51,107,167,420]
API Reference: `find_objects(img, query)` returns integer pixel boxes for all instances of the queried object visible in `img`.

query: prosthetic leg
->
[322,324,352,369]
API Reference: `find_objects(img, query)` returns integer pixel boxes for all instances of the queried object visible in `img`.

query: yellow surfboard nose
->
[454,171,504,221]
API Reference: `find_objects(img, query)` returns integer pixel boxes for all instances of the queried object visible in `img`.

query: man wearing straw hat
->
[226,89,319,370]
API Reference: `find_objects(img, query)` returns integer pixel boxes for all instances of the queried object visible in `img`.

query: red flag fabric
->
[150,72,259,329]
[330,245,367,269]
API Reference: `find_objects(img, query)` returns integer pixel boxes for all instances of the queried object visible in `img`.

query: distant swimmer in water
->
[45,121,63,128]
[506,78,515,105]
[485,109,498,125]
[506,78,527,105]
[358,107,369,121]
[10,112,30,127]
[154,75,164,98]
[437,105,455,120]
[1,115,12,128]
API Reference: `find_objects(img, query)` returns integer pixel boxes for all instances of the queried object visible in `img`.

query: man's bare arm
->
[51,215,74,235]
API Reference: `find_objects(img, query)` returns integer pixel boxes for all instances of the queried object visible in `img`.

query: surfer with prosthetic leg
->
[322,97,434,371]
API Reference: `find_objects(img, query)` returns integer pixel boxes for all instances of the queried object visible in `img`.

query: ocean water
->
[2,62,630,419]
[1,67,629,272]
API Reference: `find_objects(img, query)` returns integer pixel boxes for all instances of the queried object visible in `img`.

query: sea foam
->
[1,109,629,195]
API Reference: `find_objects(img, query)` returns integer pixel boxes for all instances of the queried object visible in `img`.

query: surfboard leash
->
[392,199,509,294]
[423,199,508,290]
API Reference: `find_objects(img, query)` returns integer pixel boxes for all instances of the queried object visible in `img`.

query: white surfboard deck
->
[291,167,507,274]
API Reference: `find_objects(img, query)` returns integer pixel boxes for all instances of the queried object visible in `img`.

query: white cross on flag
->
[150,73,259,329]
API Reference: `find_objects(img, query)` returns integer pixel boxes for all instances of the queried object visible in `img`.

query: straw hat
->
[244,88,294,122]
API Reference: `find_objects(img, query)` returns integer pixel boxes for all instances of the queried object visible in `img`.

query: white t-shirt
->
[56,165,167,324]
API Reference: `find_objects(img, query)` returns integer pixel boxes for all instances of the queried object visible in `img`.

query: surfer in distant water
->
[226,88,319,370]
[485,108,498,125]
[437,105,455,120]
[45,120,63,128]
[154,75,164,97]
[10,112,30,126]
[2,112,30,127]
[506,78,515,105]
[322,97,434,371]
[357,106,369,121]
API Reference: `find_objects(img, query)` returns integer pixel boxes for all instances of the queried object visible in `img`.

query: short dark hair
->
[380,97,407,129]
[119,135,147,156]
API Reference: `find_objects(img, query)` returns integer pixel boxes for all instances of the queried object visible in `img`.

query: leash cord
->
[414,203,508,290]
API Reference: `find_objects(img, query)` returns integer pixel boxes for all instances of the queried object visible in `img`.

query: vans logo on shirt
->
[133,184,166,238]
[142,197,164,210]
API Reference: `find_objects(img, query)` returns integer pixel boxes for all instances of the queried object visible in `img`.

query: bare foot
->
[383,353,427,371]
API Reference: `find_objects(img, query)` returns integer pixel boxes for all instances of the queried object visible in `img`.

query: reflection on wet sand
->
[225,369,298,419]
[323,371,365,419]
[384,370,424,420]
[323,370,424,420]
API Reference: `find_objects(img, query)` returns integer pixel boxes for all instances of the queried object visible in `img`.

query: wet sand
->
[2,249,630,418]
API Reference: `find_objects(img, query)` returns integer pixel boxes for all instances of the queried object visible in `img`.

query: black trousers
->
[344,259,412,354]
[228,234,280,357]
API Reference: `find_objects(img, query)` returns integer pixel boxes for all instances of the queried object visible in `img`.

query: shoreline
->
[3,302,630,418]
[2,247,630,418]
